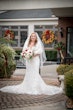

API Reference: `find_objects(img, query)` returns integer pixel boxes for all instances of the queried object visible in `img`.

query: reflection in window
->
[2,30,5,36]
[11,39,18,47]
[68,27,73,32]
[67,27,73,57]
[20,26,28,29]
[2,26,9,30]
[11,31,18,47]
[11,26,18,29]
[14,31,18,36]
[20,31,27,47]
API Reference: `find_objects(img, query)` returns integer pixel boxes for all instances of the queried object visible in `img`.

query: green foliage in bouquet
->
[64,69,73,99]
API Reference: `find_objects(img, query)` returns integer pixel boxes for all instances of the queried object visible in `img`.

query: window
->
[0,25,28,47]
[20,31,27,47]
[2,26,9,30]
[35,31,42,39]
[2,30,5,36]
[67,27,73,57]
[11,26,18,29]
[20,26,28,29]
[11,31,18,47]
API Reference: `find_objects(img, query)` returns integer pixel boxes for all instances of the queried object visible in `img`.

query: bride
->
[0,32,63,95]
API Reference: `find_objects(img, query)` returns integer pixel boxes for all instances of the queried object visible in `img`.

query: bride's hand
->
[33,54,40,57]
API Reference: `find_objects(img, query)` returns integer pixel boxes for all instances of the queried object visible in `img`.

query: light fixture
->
[59,27,64,38]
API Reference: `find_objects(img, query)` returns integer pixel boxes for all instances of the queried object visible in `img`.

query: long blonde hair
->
[28,33,37,46]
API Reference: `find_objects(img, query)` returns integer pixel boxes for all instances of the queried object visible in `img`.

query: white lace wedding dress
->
[0,46,63,95]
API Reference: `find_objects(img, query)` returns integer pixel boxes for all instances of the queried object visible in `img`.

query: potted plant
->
[54,41,65,63]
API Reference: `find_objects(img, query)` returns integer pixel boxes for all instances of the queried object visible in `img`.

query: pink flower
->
[21,49,33,60]
[25,49,28,51]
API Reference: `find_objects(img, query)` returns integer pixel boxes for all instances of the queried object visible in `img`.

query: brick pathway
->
[0,78,67,110]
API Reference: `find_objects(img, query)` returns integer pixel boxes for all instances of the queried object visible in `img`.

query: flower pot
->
[65,98,73,109]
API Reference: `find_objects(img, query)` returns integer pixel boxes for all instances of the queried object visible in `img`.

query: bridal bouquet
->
[21,49,34,60]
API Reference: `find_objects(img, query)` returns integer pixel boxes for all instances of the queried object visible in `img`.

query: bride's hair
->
[28,33,37,46]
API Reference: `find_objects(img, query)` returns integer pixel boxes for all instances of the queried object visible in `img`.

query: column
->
[28,24,34,37]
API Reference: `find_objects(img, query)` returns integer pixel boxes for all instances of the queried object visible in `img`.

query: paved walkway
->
[0,64,67,110]
[5,101,66,110]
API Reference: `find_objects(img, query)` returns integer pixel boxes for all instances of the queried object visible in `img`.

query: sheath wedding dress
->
[0,33,63,95]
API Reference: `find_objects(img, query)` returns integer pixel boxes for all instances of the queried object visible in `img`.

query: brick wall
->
[58,17,73,43]
[58,17,73,56]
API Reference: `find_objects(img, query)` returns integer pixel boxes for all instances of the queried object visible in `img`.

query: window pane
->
[11,31,18,47]
[68,27,73,32]
[20,26,28,29]
[45,25,53,29]
[20,31,27,47]
[11,26,18,29]
[2,30,7,37]
[14,31,18,36]
[35,25,43,29]
[67,27,73,56]
[11,39,18,47]
[35,31,42,39]
[2,26,9,30]
[67,33,73,56]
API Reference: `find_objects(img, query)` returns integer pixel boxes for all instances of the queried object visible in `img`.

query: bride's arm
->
[33,54,40,57]
[33,47,43,57]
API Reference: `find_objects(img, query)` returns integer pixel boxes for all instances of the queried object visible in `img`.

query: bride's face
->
[30,33,37,42]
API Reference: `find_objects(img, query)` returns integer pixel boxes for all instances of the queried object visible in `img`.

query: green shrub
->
[64,69,73,99]
[15,50,22,55]
[45,50,57,61]
[6,60,16,78]
[57,64,73,75]
[57,64,65,75]
[0,45,16,78]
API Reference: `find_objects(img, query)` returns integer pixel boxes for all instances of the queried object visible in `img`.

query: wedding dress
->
[0,33,63,95]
